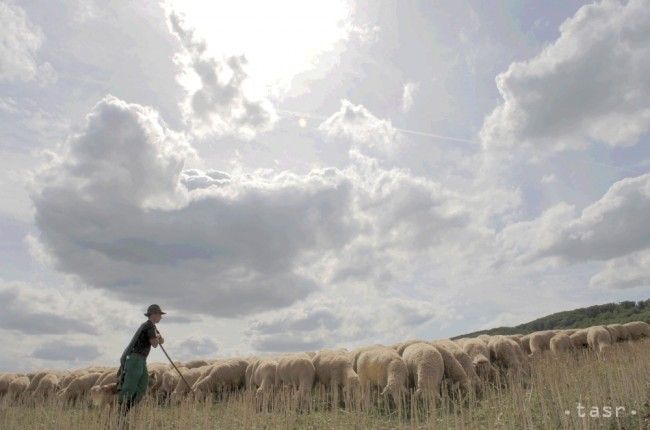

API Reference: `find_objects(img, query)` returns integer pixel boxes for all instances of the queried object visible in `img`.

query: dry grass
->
[2,340,650,429]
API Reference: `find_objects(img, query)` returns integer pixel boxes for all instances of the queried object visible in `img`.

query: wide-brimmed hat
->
[144,304,167,317]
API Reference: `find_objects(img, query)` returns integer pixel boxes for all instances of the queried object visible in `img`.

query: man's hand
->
[157,334,164,345]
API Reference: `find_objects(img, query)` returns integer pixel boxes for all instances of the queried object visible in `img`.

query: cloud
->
[318,99,401,155]
[31,95,359,318]
[167,11,277,139]
[401,81,419,113]
[0,1,55,83]
[246,295,453,352]
[494,173,650,287]
[0,282,97,335]
[31,95,487,326]
[589,249,650,289]
[31,341,100,362]
[480,0,650,152]
[175,337,219,358]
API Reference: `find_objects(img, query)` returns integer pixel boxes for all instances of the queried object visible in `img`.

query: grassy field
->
[2,340,650,429]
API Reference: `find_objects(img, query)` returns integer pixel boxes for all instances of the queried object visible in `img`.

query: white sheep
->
[275,354,316,409]
[32,373,59,399]
[401,342,444,401]
[7,375,30,400]
[549,333,574,355]
[570,329,589,349]
[192,358,249,398]
[0,373,21,397]
[431,340,481,393]
[356,346,407,409]
[587,326,612,357]
[487,336,527,377]
[58,372,102,403]
[169,366,212,402]
[528,330,557,356]
[312,349,359,409]
[623,321,650,340]
[459,338,498,381]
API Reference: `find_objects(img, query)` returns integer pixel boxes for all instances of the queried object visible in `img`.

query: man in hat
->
[116,304,166,413]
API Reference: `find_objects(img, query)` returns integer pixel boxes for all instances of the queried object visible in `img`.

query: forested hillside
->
[453,299,650,339]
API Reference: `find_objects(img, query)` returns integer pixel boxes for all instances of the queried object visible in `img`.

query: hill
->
[452,298,650,339]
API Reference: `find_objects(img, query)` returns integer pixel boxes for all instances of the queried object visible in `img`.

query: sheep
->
[159,368,180,400]
[169,366,213,402]
[59,369,89,391]
[431,340,481,393]
[394,339,427,356]
[26,371,50,393]
[356,346,407,409]
[401,342,444,401]
[528,330,557,356]
[7,375,30,400]
[58,372,102,403]
[460,338,498,381]
[427,343,470,394]
[249,358,279,397]
[476,334,491,345]
[0,373,20,397]
[587,326,612,357]
[605,324,630,342]
[487,336,527,378]
[192,359,249,399]
[570,329,589,349]
[181,359,210,369]
[312,349,359,408]
[94,368,118,387]
[623,321,650,340]
[32,373,59,399]
[275,354,316,408]
[549,333,574,355]
[351,344,384,372]
[519,334,532,355]
[90,383,118,407]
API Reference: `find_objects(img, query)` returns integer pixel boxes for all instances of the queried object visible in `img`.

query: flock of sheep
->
[1,320,649,411]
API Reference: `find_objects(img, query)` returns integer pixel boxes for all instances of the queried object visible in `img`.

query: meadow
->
[2,339,649,429]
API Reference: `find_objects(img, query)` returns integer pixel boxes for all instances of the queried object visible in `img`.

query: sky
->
[0,0,649,371]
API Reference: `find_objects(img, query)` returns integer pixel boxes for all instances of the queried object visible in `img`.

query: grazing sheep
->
[529,330,557,356]
[312,349,359,408]
[0,373,20,397]
[58,372,102,403]
[428,343,470,393]
[275,354,316,408]
[95,369,118,387]
[519,334,532,355]
[7,375,30,400]
[192,359,249,398]
[623,321,650,340]
[159,368,180,399]
[181,359,210,369]
[570,329,589,349]
[26,371,50,393]
[356,346,407,408]
[90,383,118,407]
[549,333,574,355]
[250,358,279,397]
[587,326,612,357]
[394,340,427,357]
[476,334,491,345]
[59,369,89,391]
[487,336,527,377]
[459,338,490,363]
[401,342,444,401]
[170,366,213,402]
[351,344,384,372]
[606,324,630,342]
[32,374,59,399]
[460,338,497,381]
[431,340,481,393]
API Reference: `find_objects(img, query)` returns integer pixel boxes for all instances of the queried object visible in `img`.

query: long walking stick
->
[155,328,194,392]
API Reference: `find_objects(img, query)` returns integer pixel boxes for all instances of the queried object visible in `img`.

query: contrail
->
[278,109,479,145]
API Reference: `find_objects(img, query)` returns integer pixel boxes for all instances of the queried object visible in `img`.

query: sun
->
[164,0,352,99]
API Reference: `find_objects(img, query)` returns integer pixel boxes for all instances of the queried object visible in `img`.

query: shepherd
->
[116,304,166,413]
